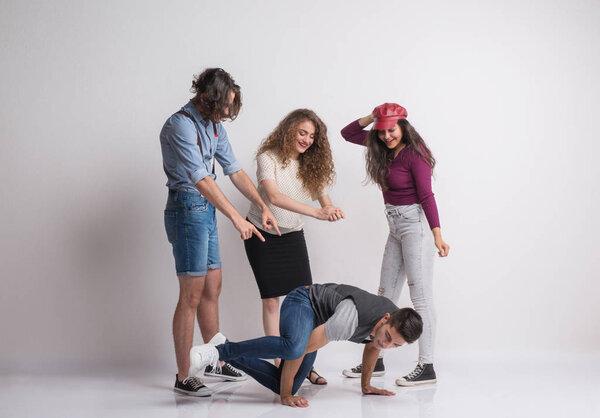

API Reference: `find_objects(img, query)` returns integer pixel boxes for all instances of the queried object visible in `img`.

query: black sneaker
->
[204,362,247,381]
[395,362,437,386]
[342,357,385,378]
[173,374,211,396]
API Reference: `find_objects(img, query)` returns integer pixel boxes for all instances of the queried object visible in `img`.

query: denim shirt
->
[160,101,242,192]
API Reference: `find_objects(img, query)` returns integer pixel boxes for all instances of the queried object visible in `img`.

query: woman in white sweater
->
[245,109,344,385]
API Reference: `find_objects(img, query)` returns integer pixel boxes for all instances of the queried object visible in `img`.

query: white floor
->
[2,348,599,418]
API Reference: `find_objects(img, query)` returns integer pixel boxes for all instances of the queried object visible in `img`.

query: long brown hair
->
[365,119,435,190]
[256,109,335,197]
[190,68,242,122]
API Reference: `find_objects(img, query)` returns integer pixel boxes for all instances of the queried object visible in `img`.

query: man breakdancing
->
[189,283,423,407]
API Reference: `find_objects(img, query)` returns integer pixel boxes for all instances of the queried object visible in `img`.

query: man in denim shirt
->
[160,68,280,396]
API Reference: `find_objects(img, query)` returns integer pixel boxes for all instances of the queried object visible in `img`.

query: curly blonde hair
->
[256,109,335,197]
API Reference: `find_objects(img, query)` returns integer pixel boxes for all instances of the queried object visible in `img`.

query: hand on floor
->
[362,384,395,396]
[280,395,309,408]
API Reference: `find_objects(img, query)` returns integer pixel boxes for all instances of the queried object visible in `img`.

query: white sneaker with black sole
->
[342,357,385,378]
[395,361,437,386]
[173,374,211,397]
[208,332,227,346]
[189,343,220,378]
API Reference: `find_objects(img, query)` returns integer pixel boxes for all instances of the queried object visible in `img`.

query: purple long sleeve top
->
[341,119,440,229]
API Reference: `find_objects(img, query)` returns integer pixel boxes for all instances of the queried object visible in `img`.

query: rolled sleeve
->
[190,168,211,185]
[166,115,211,184]
[214,125,242,176]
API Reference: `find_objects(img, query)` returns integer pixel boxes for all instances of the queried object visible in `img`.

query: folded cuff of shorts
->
[177,270,208,277]
[176,264,221,277]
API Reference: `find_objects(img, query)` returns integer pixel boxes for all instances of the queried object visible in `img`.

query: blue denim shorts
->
[164,189,221,276]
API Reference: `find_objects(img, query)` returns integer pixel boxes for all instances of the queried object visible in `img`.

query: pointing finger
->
[252,226,265,242]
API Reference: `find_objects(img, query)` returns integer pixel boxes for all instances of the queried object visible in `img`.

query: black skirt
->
[244,227,313,299]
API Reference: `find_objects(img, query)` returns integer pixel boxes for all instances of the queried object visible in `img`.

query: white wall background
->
[1,0,599,374]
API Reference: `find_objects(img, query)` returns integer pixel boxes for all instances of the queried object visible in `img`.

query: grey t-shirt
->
[324,299,359,341]
[309,283,398,343]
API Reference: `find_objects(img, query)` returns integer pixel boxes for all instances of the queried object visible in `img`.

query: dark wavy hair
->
[190,68,241,122]
[365,119,435,190]
[389,308,423,344]
[256,109,335,197]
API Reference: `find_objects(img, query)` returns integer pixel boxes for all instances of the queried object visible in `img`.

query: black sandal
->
[306,367,327,385]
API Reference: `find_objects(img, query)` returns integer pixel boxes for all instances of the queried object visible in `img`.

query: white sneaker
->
[189,344,220,378]
[208,332,227,345]
[202,333,247,381]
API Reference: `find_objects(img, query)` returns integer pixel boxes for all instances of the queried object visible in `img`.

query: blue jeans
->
[217,286,317,395]
[164,189,221,276]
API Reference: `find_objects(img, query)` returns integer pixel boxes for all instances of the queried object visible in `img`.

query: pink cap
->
[373,103,408,130]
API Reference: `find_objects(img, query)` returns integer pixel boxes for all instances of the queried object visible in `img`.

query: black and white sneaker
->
[342,357,385,378]
[205,362,247,381]
[395,361,437,386]
[174,374,211,397]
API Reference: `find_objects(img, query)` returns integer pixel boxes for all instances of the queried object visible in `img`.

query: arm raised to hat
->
[341,113,374,146]
[358,113,375,127]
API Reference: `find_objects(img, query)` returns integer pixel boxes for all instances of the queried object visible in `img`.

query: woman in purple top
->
[340,103,449,386]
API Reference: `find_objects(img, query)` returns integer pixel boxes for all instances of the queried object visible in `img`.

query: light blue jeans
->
[379,204,436,363]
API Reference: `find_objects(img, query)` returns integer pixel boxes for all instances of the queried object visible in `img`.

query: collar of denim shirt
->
[183,100,211,128]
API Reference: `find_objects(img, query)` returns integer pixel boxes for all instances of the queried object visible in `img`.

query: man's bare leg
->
[173,275,205,380]
[196,268,222,342]
[195,267,246,379]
